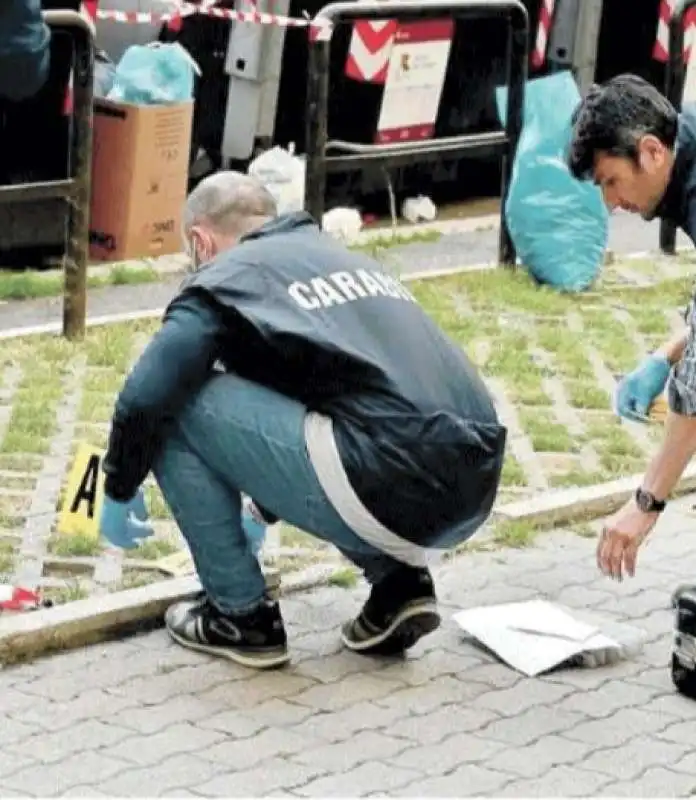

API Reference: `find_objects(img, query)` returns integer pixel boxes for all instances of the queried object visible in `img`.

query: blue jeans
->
[152,373,402,614]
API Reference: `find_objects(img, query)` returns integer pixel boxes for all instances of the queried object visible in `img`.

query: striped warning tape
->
[95,2,330,34]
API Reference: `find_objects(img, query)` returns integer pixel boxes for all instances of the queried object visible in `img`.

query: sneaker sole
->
[166,626,291,669]
[341,601,441,653]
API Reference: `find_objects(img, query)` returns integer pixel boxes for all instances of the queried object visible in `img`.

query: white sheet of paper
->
[452,600,620,677]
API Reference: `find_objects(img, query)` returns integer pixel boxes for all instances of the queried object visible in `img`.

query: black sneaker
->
[165,594,290,669]
[341,566,440,655]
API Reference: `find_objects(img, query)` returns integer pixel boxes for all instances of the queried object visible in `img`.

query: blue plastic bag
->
[107,42,198,105]
[495,71,608,292]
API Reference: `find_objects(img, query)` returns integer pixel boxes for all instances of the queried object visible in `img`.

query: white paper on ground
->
[452,600,636,677]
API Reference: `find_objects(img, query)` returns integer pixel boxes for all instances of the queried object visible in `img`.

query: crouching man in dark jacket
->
[99,171,507,669]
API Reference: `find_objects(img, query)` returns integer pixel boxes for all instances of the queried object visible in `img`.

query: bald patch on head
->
[183,170,278,237]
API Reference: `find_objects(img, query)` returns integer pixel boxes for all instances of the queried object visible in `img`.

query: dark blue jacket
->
[0,0,50,101]
[103,213,506,544]
[654,105,696,241]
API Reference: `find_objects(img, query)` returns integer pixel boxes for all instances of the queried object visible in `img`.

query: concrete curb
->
[0,563,340,666]
[494,462,696,529]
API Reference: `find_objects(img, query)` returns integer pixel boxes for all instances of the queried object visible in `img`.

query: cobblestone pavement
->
[3,496,696,797]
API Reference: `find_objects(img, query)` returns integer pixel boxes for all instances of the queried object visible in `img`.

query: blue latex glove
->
[615,354,671,422]
[100,490,154,549]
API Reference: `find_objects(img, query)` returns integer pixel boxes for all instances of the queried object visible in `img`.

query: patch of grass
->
[0,454,43,472]
[0,540,16,573]
[583,310,639,373]
[73,424,109,450]
[632,308,671,337]
[83,370,124,395]
[328,567,359,588]
[454,270,575,316]
[566,381,611,410]
[500,456,527,487]
[587,421,644,459]
[534,323,596,380]
[491,519,537,548]
[0,475,36,491]
[0,263,163,302]
[84,325,134,372]
[548,469,609,488]
[573,522,597,539]
[48,532,102,558]
[43,580,90,604]
[78,392,115,424]
[519,411,579,453]
[119,571,159,590]
[144,485,171,520]
[125,538,178,561]
[354,229,441,258]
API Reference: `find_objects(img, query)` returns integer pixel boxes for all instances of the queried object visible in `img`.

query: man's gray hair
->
[183,170,278,236]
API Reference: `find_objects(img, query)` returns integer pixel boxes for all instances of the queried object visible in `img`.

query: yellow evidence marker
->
[56,442,106,539]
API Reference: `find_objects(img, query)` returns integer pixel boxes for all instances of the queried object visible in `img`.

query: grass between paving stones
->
[0,262,165,302]
[0,256,690,605]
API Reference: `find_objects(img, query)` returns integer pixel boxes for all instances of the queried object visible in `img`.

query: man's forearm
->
[641,411,696,500]
[657,327,689,365]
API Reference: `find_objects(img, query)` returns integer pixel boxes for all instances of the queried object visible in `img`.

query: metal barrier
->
[304,0,528,265]
[0,10,94,339]
[660,0,695,255]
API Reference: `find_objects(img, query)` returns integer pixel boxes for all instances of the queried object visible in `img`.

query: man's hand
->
[99,489,153,549]
[597,497,659,581]
[615,354,671,422]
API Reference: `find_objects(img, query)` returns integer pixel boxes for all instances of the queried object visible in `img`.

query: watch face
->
[636,490,652,512]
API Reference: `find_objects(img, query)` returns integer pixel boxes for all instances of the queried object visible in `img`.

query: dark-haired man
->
[569,73,696,581]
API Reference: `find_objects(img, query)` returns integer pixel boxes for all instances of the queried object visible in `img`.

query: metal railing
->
[303,0,528,265]
[0,9,94,339]
[661,0,696,255]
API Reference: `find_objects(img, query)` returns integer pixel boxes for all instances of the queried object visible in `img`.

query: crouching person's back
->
[99,170,507,668]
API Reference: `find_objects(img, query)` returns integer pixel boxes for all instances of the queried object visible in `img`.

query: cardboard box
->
[89,98,193,262]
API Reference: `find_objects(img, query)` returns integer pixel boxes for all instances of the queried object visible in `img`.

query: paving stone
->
[4,719,131,765]
[201,673,315,709]
[553,679,662,718]
[293,674,402,712]
[388,731,504,775]
[198,758,327,797]
[599,767,696,797]
[575,735,690,781]
[497,765,612,797]
[391,764,512,797]
[289,701,410,743]
[109,695,219,735]
[198,727,320,771]
[486,734,592,779]
[292,731,408,773]
[106,723,225,767]
[2,751,127,797]
[563,708,671,747]
[470,678,573,715]
[296,761,420,796]
[98,753,223,797]
[382,703,499,746]
[373,676,469,715]
[477,706,587,747]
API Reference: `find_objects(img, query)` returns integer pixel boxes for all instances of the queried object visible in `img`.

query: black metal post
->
[42,10,95,340]
[661,0,695,255]
[304,35,331,224]
[304,0,528,266]
[499,14,528,265]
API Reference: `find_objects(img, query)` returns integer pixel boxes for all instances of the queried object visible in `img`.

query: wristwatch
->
[635,488,667,514]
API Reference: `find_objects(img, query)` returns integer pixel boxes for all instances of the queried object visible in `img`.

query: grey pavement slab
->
[3,494,696,796]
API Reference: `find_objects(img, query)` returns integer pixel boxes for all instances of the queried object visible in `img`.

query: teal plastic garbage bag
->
[107,42,198,105]
[495,71,608,292]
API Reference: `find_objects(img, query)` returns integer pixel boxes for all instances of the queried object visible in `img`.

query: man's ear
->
[638,134,668,172]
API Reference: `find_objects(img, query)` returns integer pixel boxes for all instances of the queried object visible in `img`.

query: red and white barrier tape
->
[95,2,329,34]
